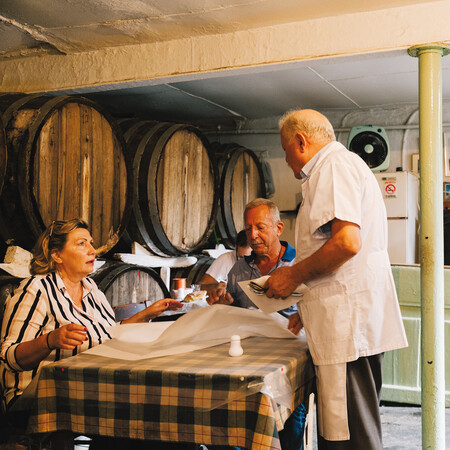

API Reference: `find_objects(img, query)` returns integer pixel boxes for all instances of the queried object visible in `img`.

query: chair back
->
[114,302,147,321]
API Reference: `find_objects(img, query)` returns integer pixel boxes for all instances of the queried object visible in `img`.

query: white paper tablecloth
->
[85,304,296,360]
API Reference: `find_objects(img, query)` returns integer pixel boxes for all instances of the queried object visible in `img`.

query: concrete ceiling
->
[1,0,450,128]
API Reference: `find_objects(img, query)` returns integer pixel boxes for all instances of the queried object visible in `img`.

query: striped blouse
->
[0,272,116,408]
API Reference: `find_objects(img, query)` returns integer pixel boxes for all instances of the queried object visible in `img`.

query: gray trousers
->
[317,353,383,450]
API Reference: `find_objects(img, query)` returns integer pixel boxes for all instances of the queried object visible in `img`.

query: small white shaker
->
[229,335,243,357]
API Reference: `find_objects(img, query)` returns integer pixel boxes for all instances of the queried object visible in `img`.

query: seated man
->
[208,198,306,450]
[208,198,296,315]
[199,230,251,286]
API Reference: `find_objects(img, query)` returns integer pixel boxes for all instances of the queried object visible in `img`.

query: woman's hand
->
[15,323,88,370]
[48,324,88,350]
[146,298,183,318]
[123,299,183,323]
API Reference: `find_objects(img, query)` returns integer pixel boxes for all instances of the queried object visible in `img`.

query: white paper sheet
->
[237,275,308,314]
[85,304,296,360]
[109,322,172,343]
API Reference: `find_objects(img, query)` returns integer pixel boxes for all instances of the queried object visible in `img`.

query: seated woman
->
[0,218,182,414]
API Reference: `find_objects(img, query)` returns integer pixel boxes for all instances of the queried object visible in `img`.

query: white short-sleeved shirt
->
[296,141,408,366]
[205,251,237,283]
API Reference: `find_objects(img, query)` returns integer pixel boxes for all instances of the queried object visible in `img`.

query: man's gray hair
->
[244,198,280,226]
[278,109,336,142]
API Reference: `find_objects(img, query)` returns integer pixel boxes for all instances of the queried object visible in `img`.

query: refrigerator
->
[374,171,419,264]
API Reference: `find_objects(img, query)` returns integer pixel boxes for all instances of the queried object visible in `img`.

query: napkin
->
[238,275,308,314]
[0,245,32,278]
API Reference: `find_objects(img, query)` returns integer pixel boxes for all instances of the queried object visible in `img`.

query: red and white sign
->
[385,183,396,195]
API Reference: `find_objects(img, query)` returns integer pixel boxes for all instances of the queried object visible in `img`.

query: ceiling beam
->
[0,14,67,55]
[0,1,449,93]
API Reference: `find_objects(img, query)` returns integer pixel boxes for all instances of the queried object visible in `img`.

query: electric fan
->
[347,125,390,172]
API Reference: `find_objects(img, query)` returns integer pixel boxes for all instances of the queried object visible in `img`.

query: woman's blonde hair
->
[30,218,89,275]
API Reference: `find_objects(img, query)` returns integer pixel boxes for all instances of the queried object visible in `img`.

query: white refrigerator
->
[374,171,419,264]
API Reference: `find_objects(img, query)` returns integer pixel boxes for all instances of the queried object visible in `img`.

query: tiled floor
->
[310,405,450,449]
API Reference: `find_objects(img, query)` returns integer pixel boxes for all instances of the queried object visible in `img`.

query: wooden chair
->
[113,301,151,321]
[114,301,185,322]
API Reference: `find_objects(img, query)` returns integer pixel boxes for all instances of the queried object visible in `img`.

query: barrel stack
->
[0,97,271,307]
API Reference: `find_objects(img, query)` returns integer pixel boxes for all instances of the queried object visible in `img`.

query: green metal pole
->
[408,43,449,450]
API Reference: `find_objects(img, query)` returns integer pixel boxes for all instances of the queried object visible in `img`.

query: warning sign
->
[384,182,396,198]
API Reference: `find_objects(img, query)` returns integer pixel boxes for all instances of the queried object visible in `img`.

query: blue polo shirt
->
[227,241,296,309]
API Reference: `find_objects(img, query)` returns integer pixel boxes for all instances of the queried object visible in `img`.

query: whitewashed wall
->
[208,102,450,245]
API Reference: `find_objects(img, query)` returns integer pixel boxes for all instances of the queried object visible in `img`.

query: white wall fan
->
[347,125,390,172]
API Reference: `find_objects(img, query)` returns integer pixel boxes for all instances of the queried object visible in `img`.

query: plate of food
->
[183,290,207,303]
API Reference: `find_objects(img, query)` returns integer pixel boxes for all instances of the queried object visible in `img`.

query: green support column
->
[408,43,450,449]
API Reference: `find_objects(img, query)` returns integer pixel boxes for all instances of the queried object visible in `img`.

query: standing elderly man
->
[266,109,408,449]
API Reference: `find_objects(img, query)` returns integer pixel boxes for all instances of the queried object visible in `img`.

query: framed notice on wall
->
[444,132,450,177]
[445,183,450,201]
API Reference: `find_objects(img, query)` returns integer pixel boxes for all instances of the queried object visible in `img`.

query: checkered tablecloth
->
[25,336,315,449]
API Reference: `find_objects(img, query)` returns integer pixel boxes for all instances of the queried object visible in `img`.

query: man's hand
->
[206,282,234,305]
[265,266,299,299]
[288,313,303,335]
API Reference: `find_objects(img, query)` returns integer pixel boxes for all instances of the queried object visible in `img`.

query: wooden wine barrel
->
[119,120,219,256]
[0,274,21,326]
[213,143,266,246]
[0,115,6,197]
[90,261,170,308]
[0,94,132,255]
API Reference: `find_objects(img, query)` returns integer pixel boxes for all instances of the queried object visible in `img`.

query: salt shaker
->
[229,335,243,357]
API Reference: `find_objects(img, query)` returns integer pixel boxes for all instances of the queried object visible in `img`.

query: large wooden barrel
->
[0,115,6,197]
[0,274,21,326]
[90,261,170,308]
[119,120,219,256]
[213,143,266,246]
[0,116,7,258]
[0,94,132,255]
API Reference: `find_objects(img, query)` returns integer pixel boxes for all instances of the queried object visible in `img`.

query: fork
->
[248,281,303,297]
